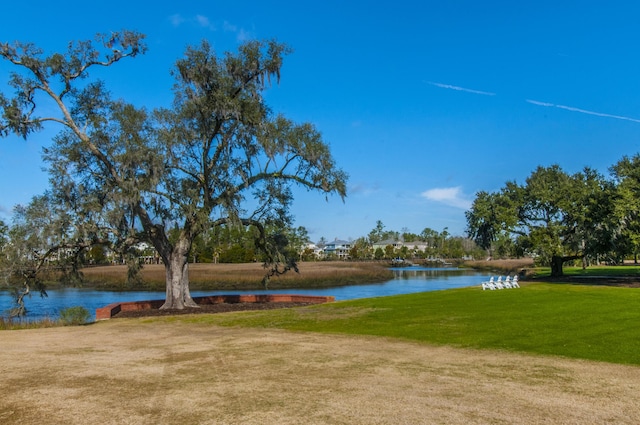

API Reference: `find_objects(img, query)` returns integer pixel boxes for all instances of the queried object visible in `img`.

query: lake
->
[1,267,489,321]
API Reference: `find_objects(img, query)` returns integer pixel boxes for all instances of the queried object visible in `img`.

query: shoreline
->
[5,259,539,292]
[54,261,396,291]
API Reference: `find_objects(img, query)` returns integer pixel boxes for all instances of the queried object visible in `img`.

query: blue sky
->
[2,1,640,242]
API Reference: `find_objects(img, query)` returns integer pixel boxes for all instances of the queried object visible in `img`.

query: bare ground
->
[1,318,640,424]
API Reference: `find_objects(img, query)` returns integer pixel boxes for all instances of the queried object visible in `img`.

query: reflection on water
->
[1,266,489,321]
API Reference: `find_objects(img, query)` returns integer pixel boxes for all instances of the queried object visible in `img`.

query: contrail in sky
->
[428,82,640,124]
[526,99,640,124]
[427,81,496,96]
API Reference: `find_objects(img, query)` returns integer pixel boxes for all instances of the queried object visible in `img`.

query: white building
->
[322,239,352,259]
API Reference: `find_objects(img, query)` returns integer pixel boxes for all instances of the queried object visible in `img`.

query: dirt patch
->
[1,321,639,425]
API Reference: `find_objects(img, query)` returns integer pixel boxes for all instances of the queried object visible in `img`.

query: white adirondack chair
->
[511,275,520,288]
[482,276,497,290]
[503,276,512,288]
[488,276,497,290]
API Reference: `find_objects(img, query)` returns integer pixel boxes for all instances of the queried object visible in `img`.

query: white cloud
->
[421,187,472,209]
[526,99,640,124]
[0,204,10,219]
[168,16,251,40]
[349,182,381,196]
[169,14,185,27]
[223,21,237,32]
[427,81,495,96]
[195,15,215,30]
[236,28,251,42]
[168,14,215,31]
[223,21,252,41]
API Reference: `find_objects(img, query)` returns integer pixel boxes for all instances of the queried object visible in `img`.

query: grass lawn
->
[155,282,640,366]
[532,264,640,278]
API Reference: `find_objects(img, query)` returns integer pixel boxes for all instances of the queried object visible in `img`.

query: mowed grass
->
[154,282,640,366]
[538,265,640,277]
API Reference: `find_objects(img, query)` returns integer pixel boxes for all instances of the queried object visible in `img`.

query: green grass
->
[534,264,640,277]
[154,282,640,366]
[563,265,640,277]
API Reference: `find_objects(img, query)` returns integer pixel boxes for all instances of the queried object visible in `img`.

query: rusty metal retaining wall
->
[96,294,335,320]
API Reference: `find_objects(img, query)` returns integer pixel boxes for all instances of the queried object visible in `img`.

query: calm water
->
[0,267,489,321]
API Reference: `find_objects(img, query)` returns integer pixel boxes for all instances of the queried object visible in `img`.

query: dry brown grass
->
[2,320,639,424]
[81,261,394,290]
[463,258,535,275]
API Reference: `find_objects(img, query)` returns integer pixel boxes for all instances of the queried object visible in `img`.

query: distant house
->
[301,241,324,259]
[371,239,429,254]
[135,242,161,264]
[404,241,429,253]
[103,242,161,265]
[371,239,402,252]
[322,239,352,259]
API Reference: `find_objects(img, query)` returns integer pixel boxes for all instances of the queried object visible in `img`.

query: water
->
[0,267,489,321]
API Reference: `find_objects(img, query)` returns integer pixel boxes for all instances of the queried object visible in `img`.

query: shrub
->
[59,306,91,326]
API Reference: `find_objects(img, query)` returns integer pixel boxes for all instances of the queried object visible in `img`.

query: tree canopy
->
[466,164,619,276]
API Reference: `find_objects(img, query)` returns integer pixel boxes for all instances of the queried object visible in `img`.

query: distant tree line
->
[339,220,483,261]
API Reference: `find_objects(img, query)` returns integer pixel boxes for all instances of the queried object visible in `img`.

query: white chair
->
[495,276,504,289]
[481,277,493,290]
[511,276,520,288]
[503,276,512,289]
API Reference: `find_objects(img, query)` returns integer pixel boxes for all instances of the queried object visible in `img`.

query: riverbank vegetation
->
[0,316,58,330]
[0,306,90,330]
[79,261,395,291]
[461,258,534,275]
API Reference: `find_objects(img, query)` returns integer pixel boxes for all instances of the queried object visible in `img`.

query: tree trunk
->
[550,255,564,277]
[160,237,198,310]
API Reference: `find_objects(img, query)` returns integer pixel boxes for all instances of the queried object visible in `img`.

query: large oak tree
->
[466,165,613,276]
[1,31,347,309]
